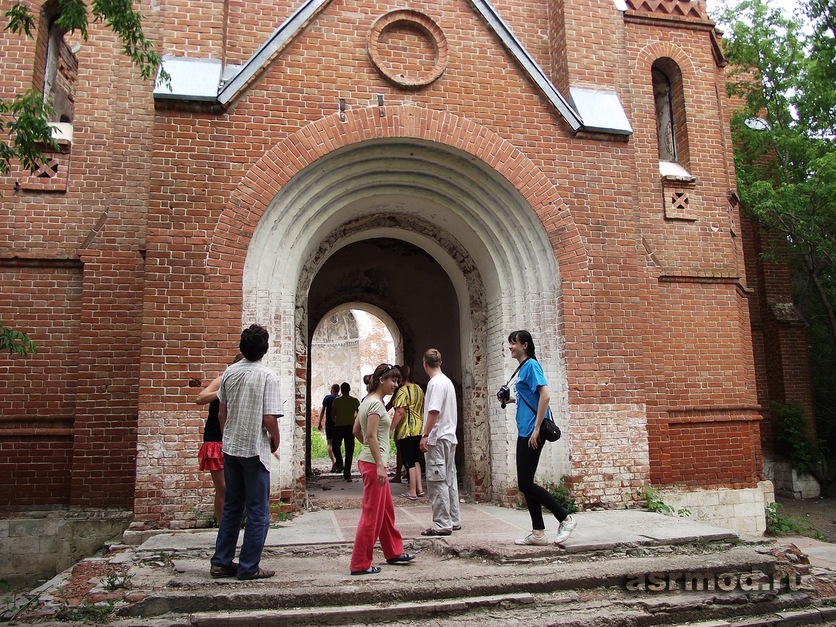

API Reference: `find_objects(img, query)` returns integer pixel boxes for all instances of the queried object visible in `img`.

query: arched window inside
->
[652,68,676,161]
[651,58,689,169]
[42,17,77,124]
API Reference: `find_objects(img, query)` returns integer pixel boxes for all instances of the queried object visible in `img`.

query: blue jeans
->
[211,454,270,577]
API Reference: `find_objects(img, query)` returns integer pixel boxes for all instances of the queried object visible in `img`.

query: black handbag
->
[518,395,561,442]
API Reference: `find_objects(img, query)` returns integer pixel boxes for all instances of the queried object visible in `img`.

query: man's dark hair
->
[340,381,350,395]
[239,324,269,361]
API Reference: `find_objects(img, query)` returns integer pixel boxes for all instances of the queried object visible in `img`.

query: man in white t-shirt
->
[419,348,461,536]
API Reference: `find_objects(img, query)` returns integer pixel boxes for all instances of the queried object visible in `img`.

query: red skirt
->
[198,441,224,471]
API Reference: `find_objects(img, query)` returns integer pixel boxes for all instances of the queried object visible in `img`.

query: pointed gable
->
[154,0,632,136]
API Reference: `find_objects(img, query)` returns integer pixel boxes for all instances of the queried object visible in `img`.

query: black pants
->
[332,425,355,479]
[396,435,422,469]
[516,436,568,530]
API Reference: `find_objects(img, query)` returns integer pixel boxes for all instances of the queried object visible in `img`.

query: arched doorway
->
[307,238,462,478]
[308,305,399,476]
[239,136,569,507]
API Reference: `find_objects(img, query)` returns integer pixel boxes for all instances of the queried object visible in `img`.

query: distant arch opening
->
[308,306,399,474]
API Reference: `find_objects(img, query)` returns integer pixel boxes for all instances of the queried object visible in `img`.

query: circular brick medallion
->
[367,10,448,88]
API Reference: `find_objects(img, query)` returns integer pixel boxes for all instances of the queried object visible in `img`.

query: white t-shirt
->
[423,371,457,446]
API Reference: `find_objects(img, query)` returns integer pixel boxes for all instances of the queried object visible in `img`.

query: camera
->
[496,385,511,408]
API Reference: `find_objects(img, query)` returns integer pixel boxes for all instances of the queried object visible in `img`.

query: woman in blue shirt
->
[502,330,576,546]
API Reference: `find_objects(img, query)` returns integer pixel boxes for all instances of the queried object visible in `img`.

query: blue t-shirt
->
[514,358,548,437]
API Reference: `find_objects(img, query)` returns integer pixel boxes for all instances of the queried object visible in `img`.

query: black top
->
[322,393,338,426]
[203,398,222,442]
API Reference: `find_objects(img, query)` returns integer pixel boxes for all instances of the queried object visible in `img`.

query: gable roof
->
[154,0,632,136]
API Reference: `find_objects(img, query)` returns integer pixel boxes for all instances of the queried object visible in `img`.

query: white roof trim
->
[154,57,223,101]
[467,0,583,131]
[217,0,330,106]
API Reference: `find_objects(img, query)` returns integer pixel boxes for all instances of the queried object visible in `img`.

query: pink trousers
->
[349,461,404,571]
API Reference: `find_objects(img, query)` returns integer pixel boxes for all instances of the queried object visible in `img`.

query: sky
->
[708,0,805,18]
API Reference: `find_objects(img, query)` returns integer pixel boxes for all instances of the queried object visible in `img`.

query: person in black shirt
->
[196,353,243,525]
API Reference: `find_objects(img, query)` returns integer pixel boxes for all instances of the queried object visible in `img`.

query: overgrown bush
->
[765,502,823,539]
[545,478,579,515]
[772,400,826,481]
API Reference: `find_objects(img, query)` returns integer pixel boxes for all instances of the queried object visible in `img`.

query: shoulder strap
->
[518,393,553,421]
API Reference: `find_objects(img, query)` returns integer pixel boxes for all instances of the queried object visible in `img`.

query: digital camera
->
[496,385,511,408]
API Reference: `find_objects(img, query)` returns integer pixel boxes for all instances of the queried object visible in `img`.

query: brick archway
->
[204,105,592,505]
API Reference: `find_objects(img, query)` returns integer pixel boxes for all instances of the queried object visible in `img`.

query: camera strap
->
[503,357,529,388]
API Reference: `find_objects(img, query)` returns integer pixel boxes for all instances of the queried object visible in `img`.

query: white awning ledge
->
[569,87,633,136]
[154,57,224,101]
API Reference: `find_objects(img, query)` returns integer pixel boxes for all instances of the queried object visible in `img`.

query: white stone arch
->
[314,302,403,367]
[243,137,569,502]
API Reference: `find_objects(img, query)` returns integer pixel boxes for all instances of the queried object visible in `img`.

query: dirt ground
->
[775,495,836,541]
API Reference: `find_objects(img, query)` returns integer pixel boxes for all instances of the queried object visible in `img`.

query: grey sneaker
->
[554,515,577,544]
[514,532,548,546]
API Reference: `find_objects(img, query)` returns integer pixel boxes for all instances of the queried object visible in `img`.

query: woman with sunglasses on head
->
[501,330,576,546]
[349,363,416,575]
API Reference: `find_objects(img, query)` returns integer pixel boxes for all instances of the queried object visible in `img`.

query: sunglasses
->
[380,364,396,374]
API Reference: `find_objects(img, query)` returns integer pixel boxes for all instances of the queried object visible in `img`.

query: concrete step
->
[115,541,784,621]
[14,506,836,626]
[179,590,832,627]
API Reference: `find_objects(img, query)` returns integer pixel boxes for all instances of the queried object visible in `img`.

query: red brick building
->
[0,0,811,577]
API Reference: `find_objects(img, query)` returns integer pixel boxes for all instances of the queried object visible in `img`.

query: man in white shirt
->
[210,324,282,580]
[419,348,461,536]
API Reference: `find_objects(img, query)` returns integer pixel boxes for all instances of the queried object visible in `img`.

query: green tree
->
[2,0,167,174]
[714,0,836,442]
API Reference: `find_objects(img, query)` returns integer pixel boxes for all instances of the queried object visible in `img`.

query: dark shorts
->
[325,417,335,440]
[397,435,422,468]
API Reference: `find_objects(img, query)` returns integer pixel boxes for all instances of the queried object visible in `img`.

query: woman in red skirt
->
[196,353,243,526]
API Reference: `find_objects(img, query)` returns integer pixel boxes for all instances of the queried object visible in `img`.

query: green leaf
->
[4,3,35,37]
[0,322,37,356]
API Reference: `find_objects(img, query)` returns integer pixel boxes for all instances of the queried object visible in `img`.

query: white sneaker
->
[514,532,548,546]
[554,515,577,544]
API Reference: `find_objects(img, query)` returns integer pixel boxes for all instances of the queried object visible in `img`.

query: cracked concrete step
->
[117,545,778,619]
[118,588,831,627]
[189,592,536,626]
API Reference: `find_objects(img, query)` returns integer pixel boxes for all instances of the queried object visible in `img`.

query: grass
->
[635,485,691,517]
[765,502,824,539]
[310,429,396,459]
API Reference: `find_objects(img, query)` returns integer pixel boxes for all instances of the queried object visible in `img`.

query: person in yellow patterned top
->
[392,365,424,500]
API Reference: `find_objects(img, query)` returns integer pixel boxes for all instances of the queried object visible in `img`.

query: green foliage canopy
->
[715,0,836,448]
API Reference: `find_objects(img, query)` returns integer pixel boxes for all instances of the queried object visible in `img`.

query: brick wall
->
[0,0,813,525]
[0,264,81,509]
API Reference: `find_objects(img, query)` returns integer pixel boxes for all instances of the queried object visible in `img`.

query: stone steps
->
[106,538,831,626]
